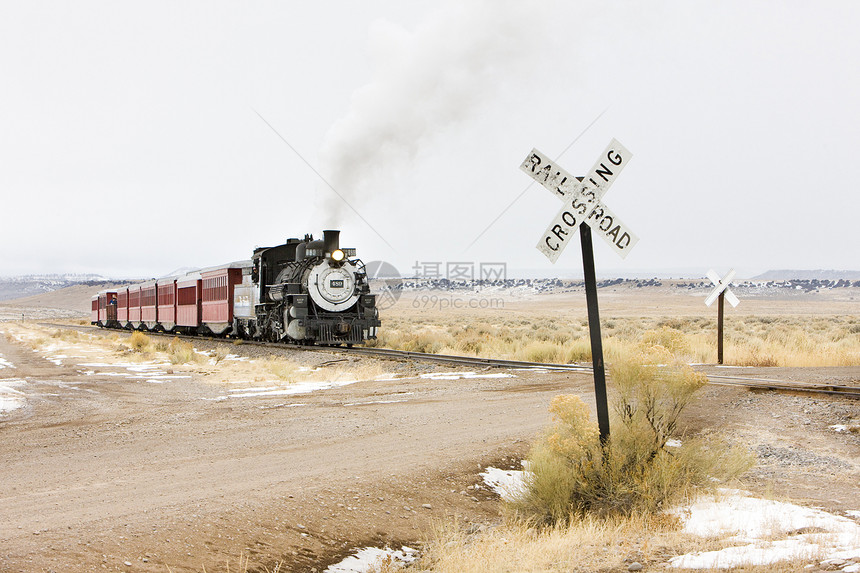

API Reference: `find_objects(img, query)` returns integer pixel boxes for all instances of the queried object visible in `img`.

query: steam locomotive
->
[91,230,380,345]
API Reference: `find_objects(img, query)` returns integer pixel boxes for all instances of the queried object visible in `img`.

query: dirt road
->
[0,328,595,572]
[0,326,858,572]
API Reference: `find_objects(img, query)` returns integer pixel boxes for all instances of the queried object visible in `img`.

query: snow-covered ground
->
[669,492,860,570]
[0,351,24,414]
[324,546,417,572]
[0,378,26,414]
[480,468,860,571]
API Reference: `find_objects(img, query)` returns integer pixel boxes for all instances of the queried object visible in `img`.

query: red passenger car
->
[176,273,202,332]
[140,282,158,330]
[201,262,248,335]
[91,296,98,324]
[128,285,142,328]
[156,278,177,332]
[117,287,129,327]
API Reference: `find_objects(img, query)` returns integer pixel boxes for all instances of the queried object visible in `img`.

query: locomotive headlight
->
[331,249,345,262]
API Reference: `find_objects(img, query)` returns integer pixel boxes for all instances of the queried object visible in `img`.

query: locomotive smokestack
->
[323,229,340,253]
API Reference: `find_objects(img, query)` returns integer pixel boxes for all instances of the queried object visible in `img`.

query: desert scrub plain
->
[367,312,860,367]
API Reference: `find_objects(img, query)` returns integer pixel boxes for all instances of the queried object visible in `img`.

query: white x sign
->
[520,139,639,263]
[705,268,740,307]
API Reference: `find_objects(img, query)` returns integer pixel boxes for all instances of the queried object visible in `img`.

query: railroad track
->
[703,373,860,399]
[38,322,860,399]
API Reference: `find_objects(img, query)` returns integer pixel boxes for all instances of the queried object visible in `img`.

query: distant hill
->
[0,282,138,314]
[751,270,860,280]
[0,275,100,302]
[0,275,137,305]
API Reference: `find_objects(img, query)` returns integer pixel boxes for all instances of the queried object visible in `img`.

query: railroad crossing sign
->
[518,138,638,443]
[705,269,740,308]
[704,268,740,365]
[520,139,639,262]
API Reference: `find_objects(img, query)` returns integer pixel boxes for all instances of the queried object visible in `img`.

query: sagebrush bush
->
[167,337,199,364]
[129,331,151,352]
[510,357,752,525]
[212,346,229,364]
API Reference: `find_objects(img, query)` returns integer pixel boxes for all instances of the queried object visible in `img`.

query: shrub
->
[167,337,198,364]
[212,346,229,364]
[50,329,80,342]
[564,338,592,363]
[517,341,564,363]
[129,331,151,352]
[509,358,752,525]
[641,326,690,357]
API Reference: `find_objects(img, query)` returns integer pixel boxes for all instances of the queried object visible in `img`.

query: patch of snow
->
[125,364,167,372]
[666,438,683,448]
[324,546,417,573]
[258,403,308,409]
[228,386,280,393]
[224,378,359,399]
[846,510,860,520]
[419,371,515,381]
[830,425,849,433]
[0,356,15,369]
[481,465,528,502]
[76,361,189,382]
[669,490,860,569]
[343,399,407,407]
[0,378,27,413]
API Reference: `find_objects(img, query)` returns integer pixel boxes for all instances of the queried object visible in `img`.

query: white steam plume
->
[318,0,550,225]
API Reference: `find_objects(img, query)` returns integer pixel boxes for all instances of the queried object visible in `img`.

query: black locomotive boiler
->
[237,230,380,344]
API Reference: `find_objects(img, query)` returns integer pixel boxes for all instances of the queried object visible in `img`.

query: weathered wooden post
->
[705,269,739,365]
[519,139,638,443]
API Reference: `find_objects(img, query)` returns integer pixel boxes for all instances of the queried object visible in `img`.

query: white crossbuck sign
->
[520,139,639,263]
[705,269,740,307]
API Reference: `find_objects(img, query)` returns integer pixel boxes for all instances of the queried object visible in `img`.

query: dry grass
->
[369,313,860,367]
[50,328,81,342]
[167,337,204,364]
[266,358,302,381]
[211,346,230,364]
[190,552,283,573]
[408,513,830,573]
[128,331,152,352]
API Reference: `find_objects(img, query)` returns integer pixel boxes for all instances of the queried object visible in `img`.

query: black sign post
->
[717,291,725,365]
[579,224,611,442]
[520,139,638,444]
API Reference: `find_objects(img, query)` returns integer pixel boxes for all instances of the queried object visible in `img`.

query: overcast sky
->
[2,1,858,279]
